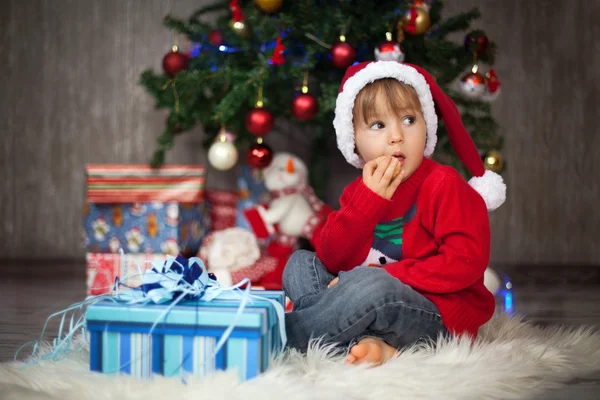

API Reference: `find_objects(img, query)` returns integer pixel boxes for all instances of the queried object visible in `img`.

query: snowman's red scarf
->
[269,184,330,242]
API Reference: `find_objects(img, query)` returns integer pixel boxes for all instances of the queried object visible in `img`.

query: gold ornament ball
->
[229,19,251,37]
[401,6,431,35]
[482,151,504,173]
[255,0,283,13]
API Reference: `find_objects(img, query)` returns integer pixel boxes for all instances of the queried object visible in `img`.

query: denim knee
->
[340,267,400,301]
[282,250,315,292]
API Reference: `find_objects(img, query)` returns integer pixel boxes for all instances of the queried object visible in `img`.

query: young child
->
[283,61,506,365]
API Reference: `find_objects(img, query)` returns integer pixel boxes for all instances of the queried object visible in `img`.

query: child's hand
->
[363,156,405,200]
[327,277,339,288]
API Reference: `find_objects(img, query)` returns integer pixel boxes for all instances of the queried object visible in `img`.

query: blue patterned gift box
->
[236,164,268,232]
[86,290,285,381]
[83,165,209,256]
[83,202,209,256]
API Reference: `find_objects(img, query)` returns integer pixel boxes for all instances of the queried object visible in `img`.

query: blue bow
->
[16,252,287,368]
[117,255,213,304]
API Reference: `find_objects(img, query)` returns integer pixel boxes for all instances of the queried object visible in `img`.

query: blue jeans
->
[283,250,447,352]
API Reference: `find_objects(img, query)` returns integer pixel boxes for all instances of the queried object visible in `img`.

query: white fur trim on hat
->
[468,170,507,211]
[333,61,438,168]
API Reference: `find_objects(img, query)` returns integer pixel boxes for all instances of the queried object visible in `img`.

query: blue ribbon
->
[15,252,287,370]
[115,254,287,355]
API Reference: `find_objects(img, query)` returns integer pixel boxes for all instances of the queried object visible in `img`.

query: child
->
[283,61,506,365]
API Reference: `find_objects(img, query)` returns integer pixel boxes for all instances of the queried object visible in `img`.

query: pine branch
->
[140,0,504,180]
[213,80,255,124]
[188,0,229,22]
[163,15,210,38]
[428,0,444,26]
[436,8,481,39]
[449,90,493,113]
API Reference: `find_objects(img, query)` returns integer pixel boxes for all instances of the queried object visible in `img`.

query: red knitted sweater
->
[314,158,495,338]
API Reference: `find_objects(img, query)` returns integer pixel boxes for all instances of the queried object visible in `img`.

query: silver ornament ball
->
[208,139,238,171]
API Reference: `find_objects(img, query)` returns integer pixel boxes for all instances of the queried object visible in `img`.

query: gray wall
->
[1,0,598,265]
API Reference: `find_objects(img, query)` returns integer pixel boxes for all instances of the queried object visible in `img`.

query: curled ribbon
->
[116,254,287,355]
[15,251,287,372]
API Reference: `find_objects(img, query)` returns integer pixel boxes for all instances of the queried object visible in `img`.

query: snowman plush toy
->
[244,152,332,289]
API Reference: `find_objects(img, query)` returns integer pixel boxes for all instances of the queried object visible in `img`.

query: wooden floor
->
[1,260,599,399]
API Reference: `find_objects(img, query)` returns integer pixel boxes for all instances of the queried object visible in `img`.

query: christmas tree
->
[140,0,504,199]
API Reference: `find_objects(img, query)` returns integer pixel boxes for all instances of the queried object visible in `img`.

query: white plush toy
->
[255,153,318,237]
[203,227,261,286]
[242,152,332,288]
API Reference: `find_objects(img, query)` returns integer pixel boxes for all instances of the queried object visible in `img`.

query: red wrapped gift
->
[206,190,237,206]
[206,190,239,231]
[86,253,166,296]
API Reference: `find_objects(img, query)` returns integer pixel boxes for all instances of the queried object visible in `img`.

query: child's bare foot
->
[345,337,398,366]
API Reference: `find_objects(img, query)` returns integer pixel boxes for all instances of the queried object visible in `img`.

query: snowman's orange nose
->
[287,158,295,173]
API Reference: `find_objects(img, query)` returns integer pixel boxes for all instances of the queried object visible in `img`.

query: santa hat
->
[333,61,506,211]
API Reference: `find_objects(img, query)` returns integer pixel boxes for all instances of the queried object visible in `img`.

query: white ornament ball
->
[208,139,238,171]
[460,81,486,98]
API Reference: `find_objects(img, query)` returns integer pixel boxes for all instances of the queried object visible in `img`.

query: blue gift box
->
[86,290,285,381]
[236,164,268,232]
[83,202,209,255]
[83,165,209,256]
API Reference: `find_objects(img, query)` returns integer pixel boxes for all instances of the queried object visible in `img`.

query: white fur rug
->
[1,314,599,400]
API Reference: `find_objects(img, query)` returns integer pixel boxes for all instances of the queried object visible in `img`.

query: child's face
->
[354,94,426,181]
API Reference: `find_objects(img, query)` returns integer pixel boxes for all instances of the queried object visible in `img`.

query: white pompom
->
[483,267,502,295]
[469,170,507,211]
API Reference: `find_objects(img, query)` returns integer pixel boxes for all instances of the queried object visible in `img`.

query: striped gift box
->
[86,290,285,381]
[83,165,208,255]
[86,165,206,204]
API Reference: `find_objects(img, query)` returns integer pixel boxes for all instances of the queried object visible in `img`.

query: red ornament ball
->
[291,93,319,121]
[245,107,274,136]
[162,49,189,77]
[330,41,356,69]
[460,71,487,98]
[374,41,405,62]
[207,30,223,46]
[247,142,273,169]
[464,30,489,55]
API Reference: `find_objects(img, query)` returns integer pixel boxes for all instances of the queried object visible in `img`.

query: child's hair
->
[353,78,422,125]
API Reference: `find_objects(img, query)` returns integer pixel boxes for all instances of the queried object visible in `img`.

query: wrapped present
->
[83,165,209,255]
[86,256,286,381]
[236,165,269,232]
[86,253,165,296]
[205,165,270,233]
[206,190,238,231]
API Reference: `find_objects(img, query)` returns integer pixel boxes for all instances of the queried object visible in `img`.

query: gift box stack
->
[205,165,269,233]
[86,289,286,381]
[83,165,209,295]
